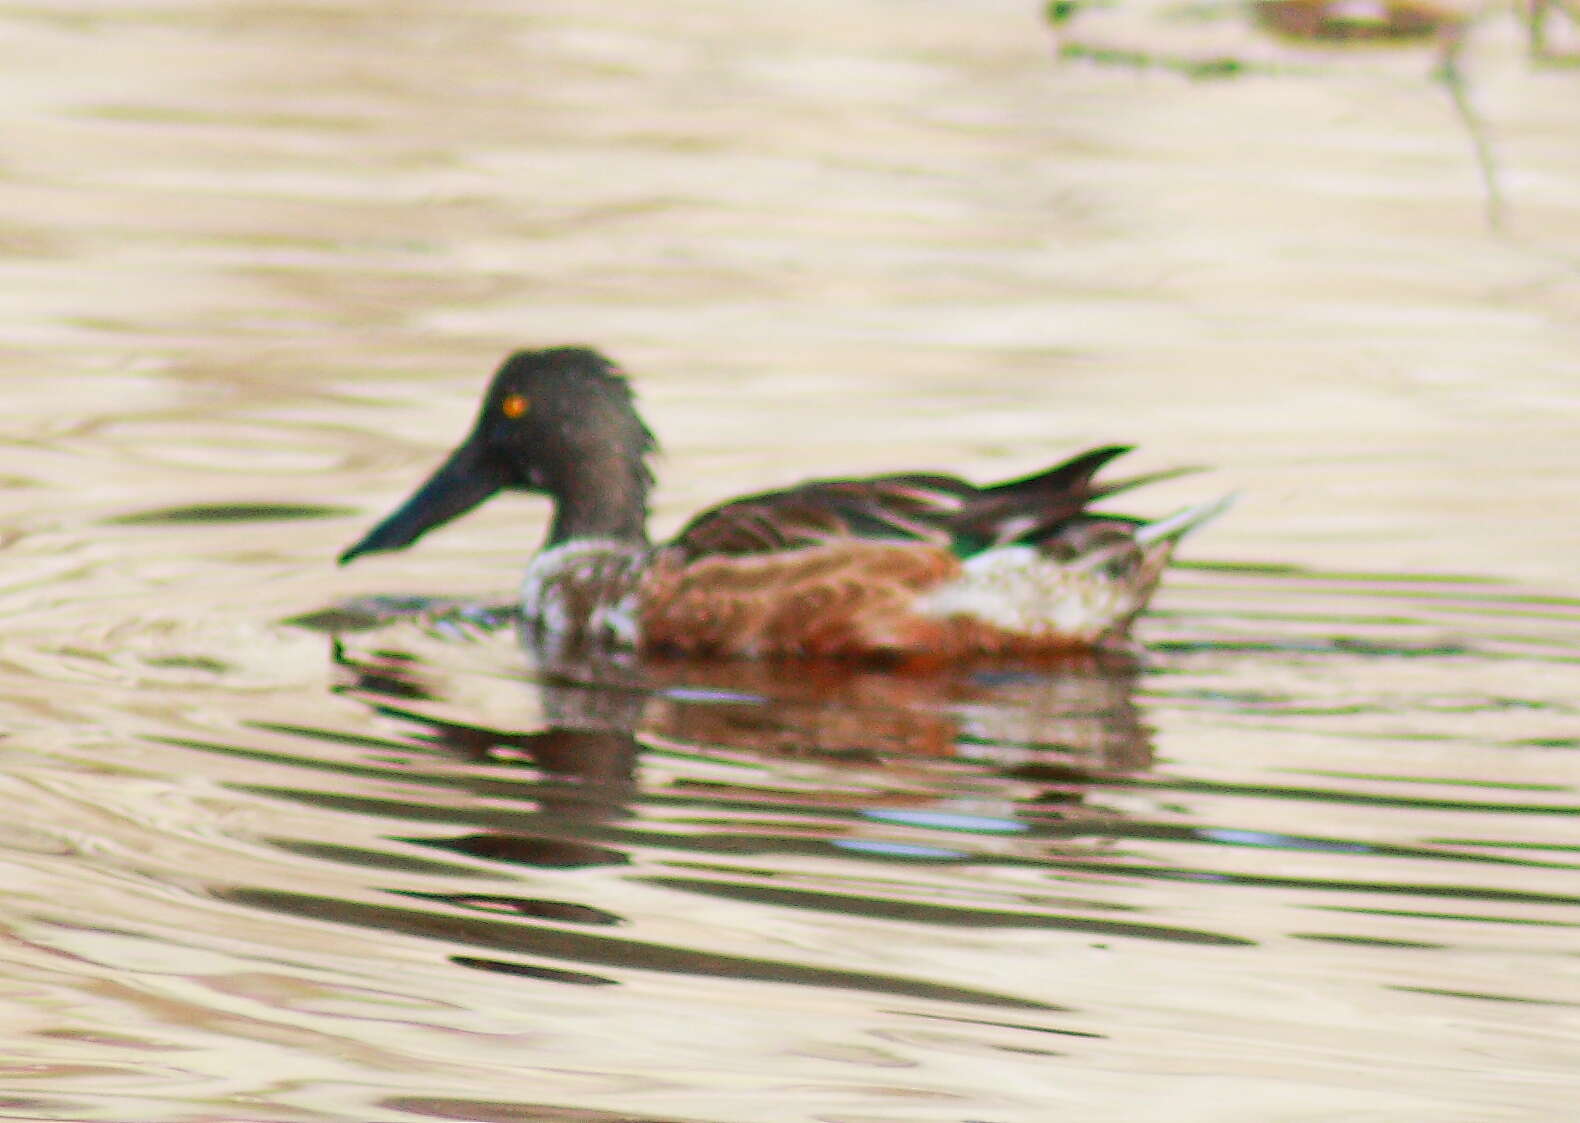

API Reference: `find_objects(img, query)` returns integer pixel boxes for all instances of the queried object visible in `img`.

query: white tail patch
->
[912,545,1132,641]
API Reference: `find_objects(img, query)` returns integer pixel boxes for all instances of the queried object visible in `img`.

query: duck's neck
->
[545,453,651,548]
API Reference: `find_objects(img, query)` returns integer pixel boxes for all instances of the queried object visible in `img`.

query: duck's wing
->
[664,474,971,561]
[664,445,1144,562]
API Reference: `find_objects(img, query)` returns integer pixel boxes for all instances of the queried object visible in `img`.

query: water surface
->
[1,1,1578,1120]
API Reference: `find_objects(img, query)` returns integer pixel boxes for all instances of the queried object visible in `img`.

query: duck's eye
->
[501,393,530,419]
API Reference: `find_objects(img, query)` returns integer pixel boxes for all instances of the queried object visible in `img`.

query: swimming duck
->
[340,347,1228,658]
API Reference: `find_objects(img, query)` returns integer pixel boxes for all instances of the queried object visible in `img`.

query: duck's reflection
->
[329,635,644,830]
[328,617,1152,796]
[601,647,1148,774]
[224,611,1239,1015]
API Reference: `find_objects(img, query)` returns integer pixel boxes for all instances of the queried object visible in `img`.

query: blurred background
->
[0,2,1576,1121]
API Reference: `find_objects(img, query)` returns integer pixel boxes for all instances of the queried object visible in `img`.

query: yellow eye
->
[501,393,530,419]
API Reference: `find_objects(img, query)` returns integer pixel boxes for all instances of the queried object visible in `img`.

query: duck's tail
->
[1134,492,1238,548]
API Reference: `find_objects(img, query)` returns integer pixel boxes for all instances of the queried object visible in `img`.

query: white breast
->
[520,539,647,647]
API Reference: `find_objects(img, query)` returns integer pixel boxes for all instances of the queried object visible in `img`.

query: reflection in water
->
[194,566,1579,1023]
[6,563,1578,1119]
[224,616,1235,1006]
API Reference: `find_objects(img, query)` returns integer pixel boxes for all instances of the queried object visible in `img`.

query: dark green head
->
[339,347,656,565]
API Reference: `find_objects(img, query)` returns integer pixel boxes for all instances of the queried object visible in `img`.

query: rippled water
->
[3,1,1579,1120]
[5,562,1577,1121]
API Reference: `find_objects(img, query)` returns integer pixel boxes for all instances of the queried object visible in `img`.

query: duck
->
[339,346,1229,659]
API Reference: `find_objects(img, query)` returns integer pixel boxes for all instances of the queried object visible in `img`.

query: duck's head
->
[339,347,656,565]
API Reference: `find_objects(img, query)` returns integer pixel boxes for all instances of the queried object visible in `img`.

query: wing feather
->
[664,446,1163,562]
[668,476,969,560]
